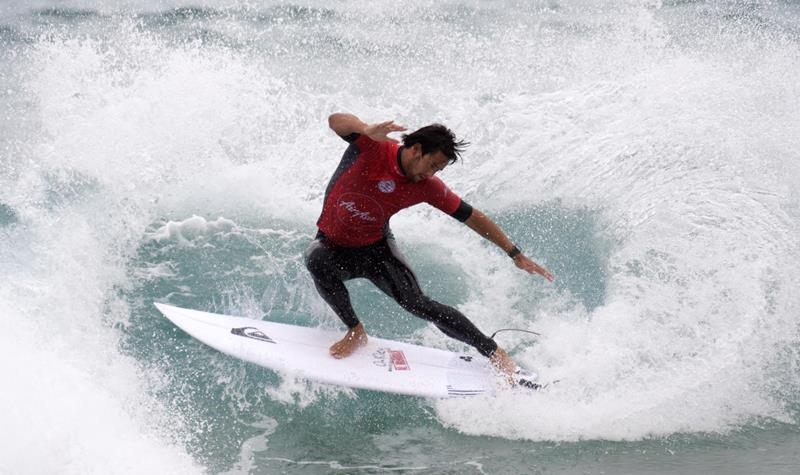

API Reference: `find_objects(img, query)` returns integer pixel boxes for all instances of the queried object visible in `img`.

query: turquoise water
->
[1,1,799,473]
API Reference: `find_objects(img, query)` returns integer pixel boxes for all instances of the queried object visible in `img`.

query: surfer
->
[305,113,554,383]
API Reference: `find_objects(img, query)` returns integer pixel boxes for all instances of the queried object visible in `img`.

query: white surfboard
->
[154,303,539,398]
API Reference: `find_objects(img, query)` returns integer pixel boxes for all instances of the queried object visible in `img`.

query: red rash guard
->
[316,134,471,247]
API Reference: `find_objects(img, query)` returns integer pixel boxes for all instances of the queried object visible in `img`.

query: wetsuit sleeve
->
[451,200,473,222]
[353,134,379,149]
[338,133,379,149]
[340,132,360,143]
[425,177,469,221]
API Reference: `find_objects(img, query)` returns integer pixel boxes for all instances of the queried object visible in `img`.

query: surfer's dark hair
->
[402,124,469,164]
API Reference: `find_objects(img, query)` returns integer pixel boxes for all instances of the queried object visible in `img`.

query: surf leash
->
[489,328,542,339]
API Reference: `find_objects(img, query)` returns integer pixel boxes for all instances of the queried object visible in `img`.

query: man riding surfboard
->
[305,113,553,383]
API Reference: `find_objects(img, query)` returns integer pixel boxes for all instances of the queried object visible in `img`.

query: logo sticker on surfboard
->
[231,327,276,344]
[372,347,411,371]
[389,350,410,371]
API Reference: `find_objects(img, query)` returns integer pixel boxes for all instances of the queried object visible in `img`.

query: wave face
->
[1,1,799,473]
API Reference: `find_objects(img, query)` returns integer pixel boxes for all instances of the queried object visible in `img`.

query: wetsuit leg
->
[304,237,361,328]
[366,237,498,358]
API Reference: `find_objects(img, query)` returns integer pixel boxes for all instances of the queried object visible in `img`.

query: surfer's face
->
[407,146,449,182]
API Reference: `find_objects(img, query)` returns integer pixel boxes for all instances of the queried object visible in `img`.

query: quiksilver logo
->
[231,327,276,343]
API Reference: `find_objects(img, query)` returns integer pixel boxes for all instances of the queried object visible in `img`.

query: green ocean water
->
[1,1,799,473]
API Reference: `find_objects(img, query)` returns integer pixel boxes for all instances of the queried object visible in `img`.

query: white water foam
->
[0,26,272,473]
[0,22,357,471]
[0,216,201,473]
[429,23,800,440]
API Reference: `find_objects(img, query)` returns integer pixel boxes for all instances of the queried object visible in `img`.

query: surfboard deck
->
[155,302,539,398]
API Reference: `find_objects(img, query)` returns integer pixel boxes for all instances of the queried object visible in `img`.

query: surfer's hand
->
[514,254,554,281]
[364,120,406,143]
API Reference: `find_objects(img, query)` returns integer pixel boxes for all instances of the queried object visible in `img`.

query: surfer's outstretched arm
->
[464,208,554,281]
[328,113,406,143]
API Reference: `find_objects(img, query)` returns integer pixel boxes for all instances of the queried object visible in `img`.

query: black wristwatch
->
[507,245,521,259]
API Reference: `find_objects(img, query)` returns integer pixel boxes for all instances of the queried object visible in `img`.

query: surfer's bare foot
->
[330,323,368,359]
[489,347,518,385]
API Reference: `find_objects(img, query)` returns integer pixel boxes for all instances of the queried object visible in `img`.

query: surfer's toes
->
[489,348,519,385]
[329,331,368,359]
[329,342,353,359]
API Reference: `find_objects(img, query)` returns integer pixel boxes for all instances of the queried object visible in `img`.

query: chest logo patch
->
[378,180,396,193]
[335,193,384,227]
